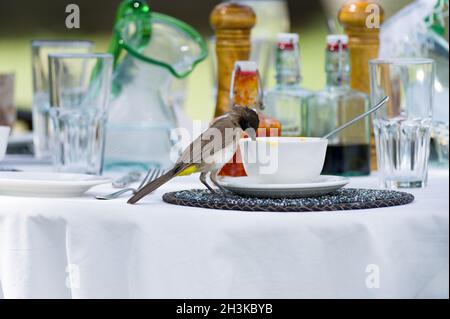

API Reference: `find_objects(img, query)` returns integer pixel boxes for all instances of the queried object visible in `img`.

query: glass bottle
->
[219,61,281,176]
[264,33,311,136]
[306,35,370,176]
[233,0,291,87]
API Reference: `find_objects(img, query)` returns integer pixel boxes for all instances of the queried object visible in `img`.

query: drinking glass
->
[0,73,15,128]
[48,53,113,175]
[369,58,435,188]
[32,40,94,159]
[432,122,449,165]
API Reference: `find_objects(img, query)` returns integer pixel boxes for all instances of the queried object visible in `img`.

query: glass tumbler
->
[48,53,113,175]
[369,58,435,188]
[32,40,94,159]
[0,73,15,128]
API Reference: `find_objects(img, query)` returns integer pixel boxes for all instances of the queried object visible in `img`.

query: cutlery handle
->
[112,171,141,188]
[96,188,134,200]
[0,167,22,172]
[322,96,389,140]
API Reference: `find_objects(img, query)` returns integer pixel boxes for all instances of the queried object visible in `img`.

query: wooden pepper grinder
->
[210,2,256,117]
[338,0,384,171]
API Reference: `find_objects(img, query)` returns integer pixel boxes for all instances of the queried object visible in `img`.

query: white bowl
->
[0,126,10,161]
[239,137,328,184]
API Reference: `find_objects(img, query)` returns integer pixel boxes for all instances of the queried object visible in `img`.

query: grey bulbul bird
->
[127,106,259,204]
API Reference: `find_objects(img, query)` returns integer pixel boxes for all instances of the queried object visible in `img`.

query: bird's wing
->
[175,115,241,170]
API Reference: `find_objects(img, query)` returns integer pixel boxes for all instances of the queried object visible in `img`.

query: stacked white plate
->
[0,172,110,197]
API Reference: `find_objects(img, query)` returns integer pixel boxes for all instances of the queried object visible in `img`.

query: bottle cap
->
[326,34,349,51]
[277,33,299,43]
[235,61,258,73]
[277,33,298,50]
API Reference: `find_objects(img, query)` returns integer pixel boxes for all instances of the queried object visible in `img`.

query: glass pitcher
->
[104,0,207,171]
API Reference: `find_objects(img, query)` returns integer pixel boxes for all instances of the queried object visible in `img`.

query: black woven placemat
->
[162,188,414,212]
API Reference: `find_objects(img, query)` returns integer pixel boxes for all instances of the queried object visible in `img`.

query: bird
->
[127,106,260,204]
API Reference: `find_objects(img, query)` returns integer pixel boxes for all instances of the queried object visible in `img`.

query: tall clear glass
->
[32,40,94,160]
[369,58,435,188]
[48,53,113,175]
[0,73,15,128]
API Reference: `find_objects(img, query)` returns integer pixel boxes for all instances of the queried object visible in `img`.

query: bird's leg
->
[210,170,227,193]
[200,172,216,193]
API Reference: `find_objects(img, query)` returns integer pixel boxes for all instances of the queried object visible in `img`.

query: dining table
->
[0,156,448,299]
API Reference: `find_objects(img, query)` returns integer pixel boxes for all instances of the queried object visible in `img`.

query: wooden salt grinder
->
[338,0,384,171]
[210,2,256,117]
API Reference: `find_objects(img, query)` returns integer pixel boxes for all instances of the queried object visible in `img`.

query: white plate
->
[217,175,350,198]
[0,172,110,197]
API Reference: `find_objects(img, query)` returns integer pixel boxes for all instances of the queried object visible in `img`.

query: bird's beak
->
[248,129,257,141]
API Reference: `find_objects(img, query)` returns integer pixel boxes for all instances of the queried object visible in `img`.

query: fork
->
[95,168,165,200]
[112,170,142,188]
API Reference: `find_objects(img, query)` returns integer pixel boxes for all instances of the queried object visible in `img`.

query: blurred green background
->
[0,0,418,125]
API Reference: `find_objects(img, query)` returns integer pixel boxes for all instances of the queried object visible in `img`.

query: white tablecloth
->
[0,167,448,299]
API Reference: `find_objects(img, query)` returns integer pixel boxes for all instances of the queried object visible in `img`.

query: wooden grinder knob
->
[210,2,256,117]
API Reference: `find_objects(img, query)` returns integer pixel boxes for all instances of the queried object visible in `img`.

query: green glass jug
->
[104,0,207,171]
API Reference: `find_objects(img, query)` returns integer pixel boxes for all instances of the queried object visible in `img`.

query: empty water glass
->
[0,73,15,128]
[369,58,435,188]
[32,40,94,159]
[48,53,113,175]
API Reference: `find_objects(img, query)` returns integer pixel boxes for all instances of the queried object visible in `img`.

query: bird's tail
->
[127,166,186,204]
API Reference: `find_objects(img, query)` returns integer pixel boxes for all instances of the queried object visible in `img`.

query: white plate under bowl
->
[0,172,110,197]
[217,175,350,198]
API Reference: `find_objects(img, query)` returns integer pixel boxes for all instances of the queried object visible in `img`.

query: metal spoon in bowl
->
[322,96,389,140]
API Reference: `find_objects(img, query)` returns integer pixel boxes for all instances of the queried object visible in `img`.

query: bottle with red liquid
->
[219,61,281,177]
